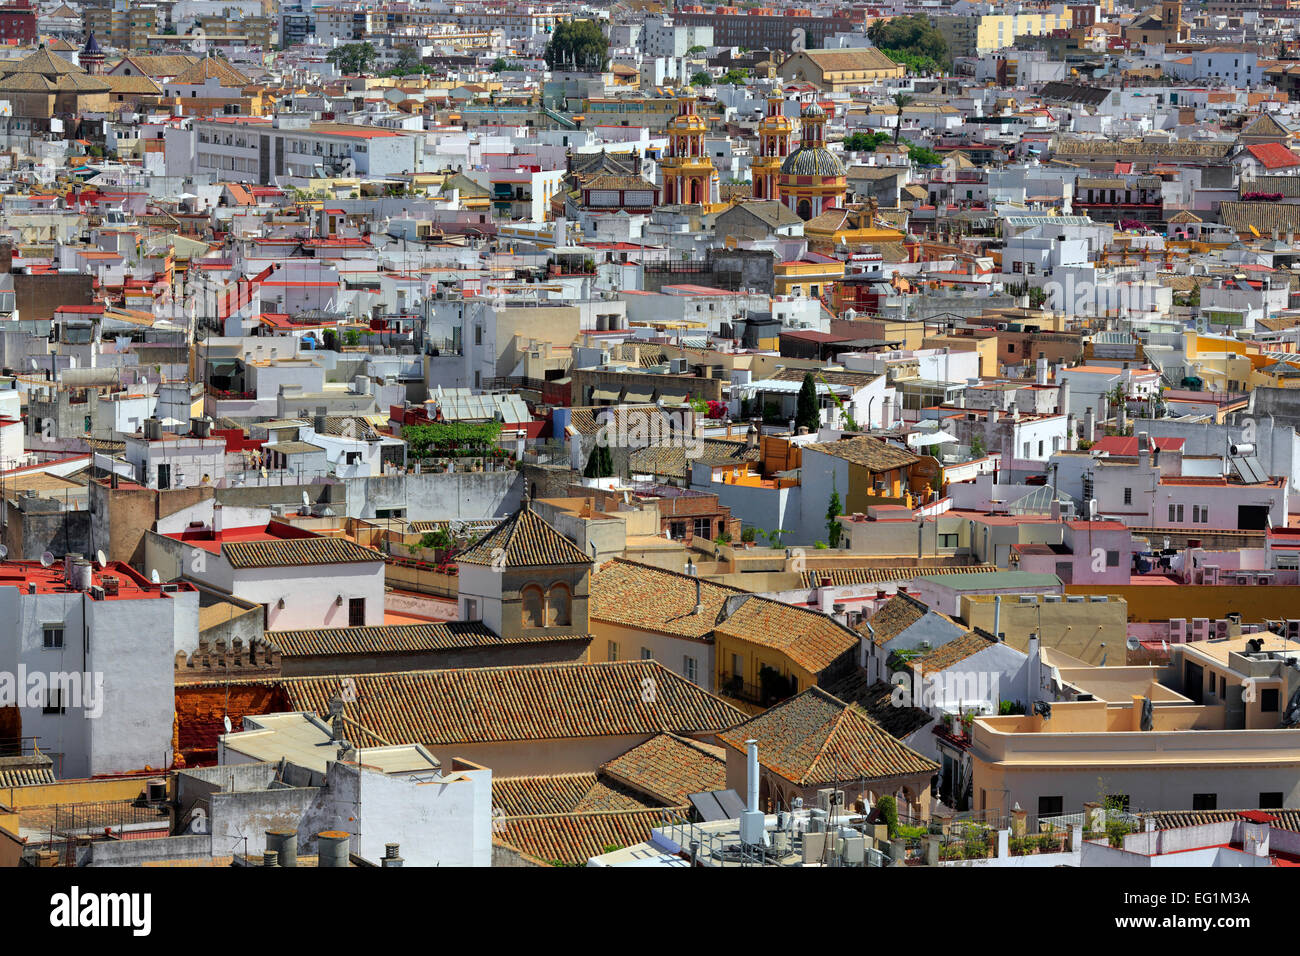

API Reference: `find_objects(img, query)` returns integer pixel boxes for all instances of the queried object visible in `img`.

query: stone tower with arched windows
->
[751,93,793,202]
[660,91,718,208]
[454,496,594,641]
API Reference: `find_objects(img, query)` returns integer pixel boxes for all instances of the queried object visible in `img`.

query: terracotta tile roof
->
[718,687,938,786]
[1148,809,1300,832]
[599,732,726,805]
[804,435,919,471]
[223,536,383,569]
[819,676,935,739]
[856,592,929,647]
[457,502,593,569]
[628,438,757,479]
[267,621,584,658]
[590,559,746,640]
[492,772,657,816]
[495,807,683,866]
[915,630,996,672]
[713,595,858,676]
[566,404,661,436]
[273,660,745,747]
[799,564,997,588]
[0,754,56,788]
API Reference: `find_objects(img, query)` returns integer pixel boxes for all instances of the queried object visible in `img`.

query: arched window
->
[797,198,812,221]
[547,583,572,626]
[521,585,545,628]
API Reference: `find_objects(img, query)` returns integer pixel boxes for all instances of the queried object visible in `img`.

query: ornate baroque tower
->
[81,33,105,75]
[751,93,793,202]
[779,102,847,221]
[660,91,718,207]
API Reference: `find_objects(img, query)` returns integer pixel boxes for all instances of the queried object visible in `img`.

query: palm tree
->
[892,92,914,145]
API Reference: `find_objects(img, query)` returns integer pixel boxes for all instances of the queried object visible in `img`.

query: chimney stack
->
[1036,352,1048,386]
[740,739,765,844]
[316,831,350,868]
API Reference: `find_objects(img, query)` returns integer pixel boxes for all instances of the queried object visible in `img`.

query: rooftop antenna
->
[39,551,54,568]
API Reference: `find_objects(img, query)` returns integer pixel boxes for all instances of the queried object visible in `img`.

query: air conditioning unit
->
[1169,618,1186,643]
[1066,595,1085,603]
[1215,620,1229,637]
[160,583,179,594]
[1043,594,1062,603]
[1089,595,1108,602]
[1288,620,1300,639]
[1019,594,1036,603]
[1192,618,1210,639]
[1257,573,1274,585]
[1236,574,1250,586]
[1202,565,1219,585]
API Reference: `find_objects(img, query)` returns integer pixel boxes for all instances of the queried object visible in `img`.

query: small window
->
[640,647,653,660]
[608,640,619,662]
[1261,688,1280,713]
[1192,793,1217,811]
[1037,795,1063,817]
[348,598,365,627]
[43,624,64,649]
[1260,792,1285,809]
[1123,487,1132,505]
[1106,550,1120,567]
[462,598,479,621]
[683,656,698,684]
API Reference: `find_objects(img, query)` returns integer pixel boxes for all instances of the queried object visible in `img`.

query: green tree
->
[690,70,712,86]
[969,432,986,458]
[389,46,426,76]
[795,371,820,433]
[826,481,843,548]
[844,130,891,152]
[544,20,609,72]
[866,14,948,66]
[584,442,614,478]
[491,57,508,72]
[717,68,748,85]
[891,92,915,144]
[686,44,706,55]
[326,42,378,75]
[906,144,942,166]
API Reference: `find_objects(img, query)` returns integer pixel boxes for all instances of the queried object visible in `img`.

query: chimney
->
[832,602,848,627]
[1085,405,1095,443]
[213,503,224,537]
[993,594,1002,645]
[1137,430,1150,467]
[694,575,703,616]
[382,843,404,867]
[1036,352,1048,386]
[740,739,764,844]
[1058,377,1070,416]
[266,829,297,867]
[143,417,163,441]
[316,831,350,868]
[1027,631,1040,705]
[1066,413,1076,447]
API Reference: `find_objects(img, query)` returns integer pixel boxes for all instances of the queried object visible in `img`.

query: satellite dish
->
[302,490,310,507]
[150,569,161,584]
[223,715,232,734]
[95,549,107,568]
[0,544,7,560]
[28,358,36,370]
[39,551,54,568]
